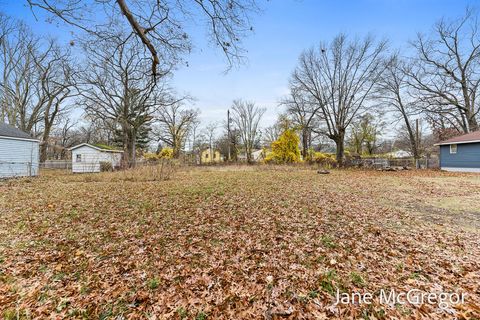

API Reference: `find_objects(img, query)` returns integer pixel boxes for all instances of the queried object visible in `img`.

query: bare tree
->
[407,8,480,133]
[291,34,388,166]
[282,88,322,158]
[231,99,265,163]
[0,16,42,132]
[377,54,421,160]
[79,33,169,167]
[347,112,384,156]
[27,0,260,77]
[155,102,199,158]
[0,15,77,161]
[36,43,78,162]
[202,121,219,161]
[263,123,281,147]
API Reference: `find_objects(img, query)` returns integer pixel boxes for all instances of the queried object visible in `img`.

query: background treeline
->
[1,3,479,166]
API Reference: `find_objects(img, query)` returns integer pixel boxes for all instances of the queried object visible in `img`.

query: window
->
[213,153,216,159]
[76,154,82,162]
[205,153,209,158]
[450,144,457,154]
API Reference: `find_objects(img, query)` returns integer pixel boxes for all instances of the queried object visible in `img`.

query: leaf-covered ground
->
[1,167,479,319]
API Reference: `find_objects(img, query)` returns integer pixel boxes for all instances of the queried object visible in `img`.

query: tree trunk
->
[467,113,479,132]
[246,145,253,164]
[302,129,309,160]
[402,115,419,161]
[122,125,130,168]
[40,119,51,163]
[333,132,345,167]
[130,132,136,168]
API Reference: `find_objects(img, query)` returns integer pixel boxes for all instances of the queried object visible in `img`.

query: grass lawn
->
[1,167,480,319]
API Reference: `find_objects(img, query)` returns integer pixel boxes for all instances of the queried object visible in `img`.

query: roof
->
[69,143,124,153]
[435,130,480,146]
[0,123,37,141]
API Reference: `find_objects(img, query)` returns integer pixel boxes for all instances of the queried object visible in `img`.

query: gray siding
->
[0,137,39,178]
[440,142,480,169]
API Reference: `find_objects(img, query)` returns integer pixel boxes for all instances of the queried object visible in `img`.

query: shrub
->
[99,161,113,172]
[144,152,160,161]
[266,128,301,164]
[312,152,337,168]
[159,148,174,159]
[144,148,174,162]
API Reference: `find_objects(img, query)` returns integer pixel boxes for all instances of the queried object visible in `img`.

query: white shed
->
[70,143,123,173]
[0,123,39,178]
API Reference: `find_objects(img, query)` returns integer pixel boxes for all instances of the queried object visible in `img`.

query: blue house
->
[435,131,480,172]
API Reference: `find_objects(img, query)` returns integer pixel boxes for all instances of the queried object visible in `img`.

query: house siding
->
[201,148,222,164]
[440,142,480,170]
[0,137,39,178]
[71,145,122,173]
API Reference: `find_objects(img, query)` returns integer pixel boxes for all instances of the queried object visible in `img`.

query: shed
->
[70,143,123,173]
[435,131,480,172]
[0,123,39,178]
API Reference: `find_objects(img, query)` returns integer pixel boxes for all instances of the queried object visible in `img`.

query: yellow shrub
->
[144,152,160,161]
[159,148,174,159]
[144,148,174,161]
[263,151,275,164]
[267,128,301,164]
[313,152,337,168]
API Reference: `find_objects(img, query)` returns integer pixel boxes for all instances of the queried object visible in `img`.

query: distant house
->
[435,131,480,172]
[237,150,265,162]
[70,143,123,173]
[386,150,413,158]
[0,123,40,178]
[252,149,265,162]
[201,148,223,164]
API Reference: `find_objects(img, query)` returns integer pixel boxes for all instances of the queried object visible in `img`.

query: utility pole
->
[227,109,231,161]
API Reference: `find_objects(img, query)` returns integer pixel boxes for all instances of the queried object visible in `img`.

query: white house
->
[238,150,265,162]
[0,123,39,178]
[70,143,123,173]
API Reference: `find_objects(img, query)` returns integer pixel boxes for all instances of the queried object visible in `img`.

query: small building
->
[70,143,123,173]
[435,131,480,172]
[0,123,39,178]
[201,148,223,164]
[252,149,265,162]
[386,150,413,158]
[237,150,265,162]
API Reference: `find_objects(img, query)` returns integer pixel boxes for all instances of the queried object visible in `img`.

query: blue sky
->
[1,0,476,128]
[172,0,475,127]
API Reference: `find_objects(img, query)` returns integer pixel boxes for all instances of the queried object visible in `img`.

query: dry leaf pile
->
[0,168,479,319]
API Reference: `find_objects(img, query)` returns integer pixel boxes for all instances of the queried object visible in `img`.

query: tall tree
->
[155,102,199,158]
[0,16,42,132]
[35,43,77,162]
[291,34,388,166]
[377,54,422,160]
[27,0,260,77]
[407,8,480,133]
[282,89,322,158]
[231,99,265,163]
[0,15,77,161]
[79,34,169,167]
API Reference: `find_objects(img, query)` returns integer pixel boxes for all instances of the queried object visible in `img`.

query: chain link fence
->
[351,156,439,169]
[0,161,38,178]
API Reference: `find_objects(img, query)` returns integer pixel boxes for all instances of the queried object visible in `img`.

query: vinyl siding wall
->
[440,142,480,170]
[0,137,39,178]
[71,145,122,173]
